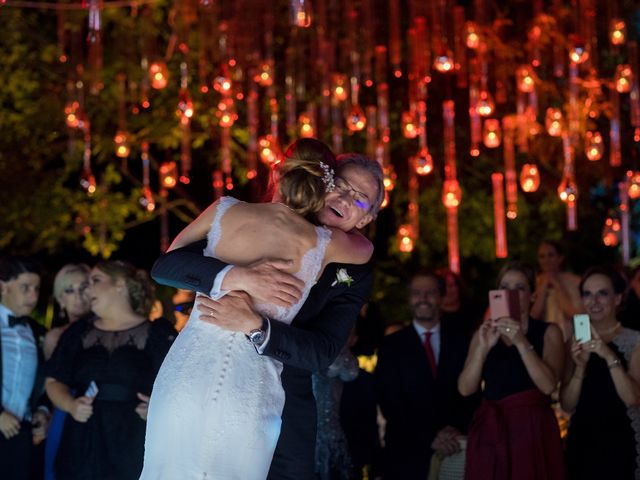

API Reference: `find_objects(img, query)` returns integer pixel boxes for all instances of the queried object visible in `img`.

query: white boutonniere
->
[331,268,354,287]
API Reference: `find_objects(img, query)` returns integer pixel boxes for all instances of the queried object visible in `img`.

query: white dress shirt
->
[412,320,441,364]
[0,303,37,420]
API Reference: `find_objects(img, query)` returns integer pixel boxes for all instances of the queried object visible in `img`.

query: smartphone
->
[573,314,591,344]
[84,380,99,399]
[488,289,520,321]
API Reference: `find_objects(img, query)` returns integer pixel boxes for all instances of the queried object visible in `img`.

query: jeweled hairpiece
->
[320,162,335,191]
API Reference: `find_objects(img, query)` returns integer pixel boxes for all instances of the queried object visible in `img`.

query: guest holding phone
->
[44,261,175,480]
[561,265,640,480]
[458,261,565,480]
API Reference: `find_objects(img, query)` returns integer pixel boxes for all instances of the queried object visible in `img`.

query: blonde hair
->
[53,264,90,303]
[94,260,155,317]
[276,138,337,218]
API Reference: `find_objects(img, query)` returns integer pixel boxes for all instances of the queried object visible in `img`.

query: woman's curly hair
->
[94,260,155,317]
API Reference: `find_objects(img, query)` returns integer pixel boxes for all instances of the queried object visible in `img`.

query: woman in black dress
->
[561,265,640,480]
[458,261,565,480]
[45,260,175,480]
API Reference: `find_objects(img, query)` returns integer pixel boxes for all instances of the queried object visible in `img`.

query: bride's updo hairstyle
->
[276,138,337,217]
[94,260,155,317]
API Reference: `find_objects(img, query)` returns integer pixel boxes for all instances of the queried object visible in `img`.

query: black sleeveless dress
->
[565,328,640,480]
[482,318,547,400]
[45,316,175,480]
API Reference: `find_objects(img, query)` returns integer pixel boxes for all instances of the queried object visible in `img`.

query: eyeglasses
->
[174,301,194,315]
[334,176,371,211]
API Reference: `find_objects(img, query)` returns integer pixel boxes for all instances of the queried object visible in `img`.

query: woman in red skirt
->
[458,261,565,480]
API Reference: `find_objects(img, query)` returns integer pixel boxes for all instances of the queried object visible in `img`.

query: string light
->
[519,164,540,193]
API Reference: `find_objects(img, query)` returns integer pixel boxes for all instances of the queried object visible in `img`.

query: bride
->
[140,138,373,480]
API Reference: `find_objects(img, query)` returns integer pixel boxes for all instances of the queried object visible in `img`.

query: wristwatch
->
[248,318,268,346]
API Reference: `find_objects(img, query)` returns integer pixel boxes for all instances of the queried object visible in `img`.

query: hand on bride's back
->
[223,259,304,307]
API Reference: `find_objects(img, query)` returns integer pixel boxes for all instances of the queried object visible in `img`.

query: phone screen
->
[573,314,591,344]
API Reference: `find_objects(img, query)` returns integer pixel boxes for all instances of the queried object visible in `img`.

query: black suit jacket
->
[151,240,373,480]
[375,323,478,480]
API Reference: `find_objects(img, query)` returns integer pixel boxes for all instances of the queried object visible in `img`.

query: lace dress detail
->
[141,197,332,480]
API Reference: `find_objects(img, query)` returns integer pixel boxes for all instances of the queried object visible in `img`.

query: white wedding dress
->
[140,197,331,480]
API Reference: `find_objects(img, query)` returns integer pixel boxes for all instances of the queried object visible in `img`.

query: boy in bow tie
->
[0,256,49,480]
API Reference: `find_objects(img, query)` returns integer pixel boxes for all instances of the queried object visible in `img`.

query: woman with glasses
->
[561,265,640,480]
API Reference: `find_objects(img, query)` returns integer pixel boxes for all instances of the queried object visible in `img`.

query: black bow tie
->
[8,315,30,328]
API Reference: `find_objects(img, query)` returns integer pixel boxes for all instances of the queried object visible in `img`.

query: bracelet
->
[519,344,535,355]
[608,358,622,370]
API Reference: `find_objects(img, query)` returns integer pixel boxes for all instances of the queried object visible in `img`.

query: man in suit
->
[0,256,49,480]
[376,270,478,479]
[150,153,384,479]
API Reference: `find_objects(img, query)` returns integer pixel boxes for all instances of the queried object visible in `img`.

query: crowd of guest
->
[2,241,640,480]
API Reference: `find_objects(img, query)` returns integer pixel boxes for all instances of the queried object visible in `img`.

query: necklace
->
[597,321,621,337]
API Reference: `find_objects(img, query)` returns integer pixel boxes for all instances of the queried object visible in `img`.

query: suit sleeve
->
[150,239,228,294]
[375,339,401,424]
[261,267,373,373]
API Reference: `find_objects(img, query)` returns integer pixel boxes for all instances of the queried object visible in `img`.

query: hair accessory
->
[319,162,335,191]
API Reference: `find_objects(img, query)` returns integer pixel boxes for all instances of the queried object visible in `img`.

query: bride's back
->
[211,200,322,275]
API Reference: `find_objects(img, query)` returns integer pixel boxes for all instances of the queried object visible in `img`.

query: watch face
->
[249,329,265,344]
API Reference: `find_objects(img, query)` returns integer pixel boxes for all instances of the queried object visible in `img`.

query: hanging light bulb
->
[346,104,366,132]
[483,119,502,148]
[397,224,415,253]
[139,186,155,212]
[627,170,640,199]
[442,179,462,208]
[64,101,81,128]
[255,62,274,87]
[413,147,433,176]
[159,161,178,189]
[290,0,312,28]
[519,163,540,192]
[569,43,589,64]
[465,22,480,49]
[545,108,563,136]
[402,111,419,138]
[213,72,232,93]
[216,98,237,128]
[615,64,632,93]
[433,51,455,73]
[177,89,194,125]
[557,176,578,203]
[298,113,315,138]
[80,168,96,195]
[585,131,604,161]
[516,66,535,93]
[149,60,169,90]
[258,135,281,165]
[602,217,620,246]
[114,130,131,158]
[476,90,495,117]
[383,166,396,192]
[610,19,626,46]
[332,74,349,102]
